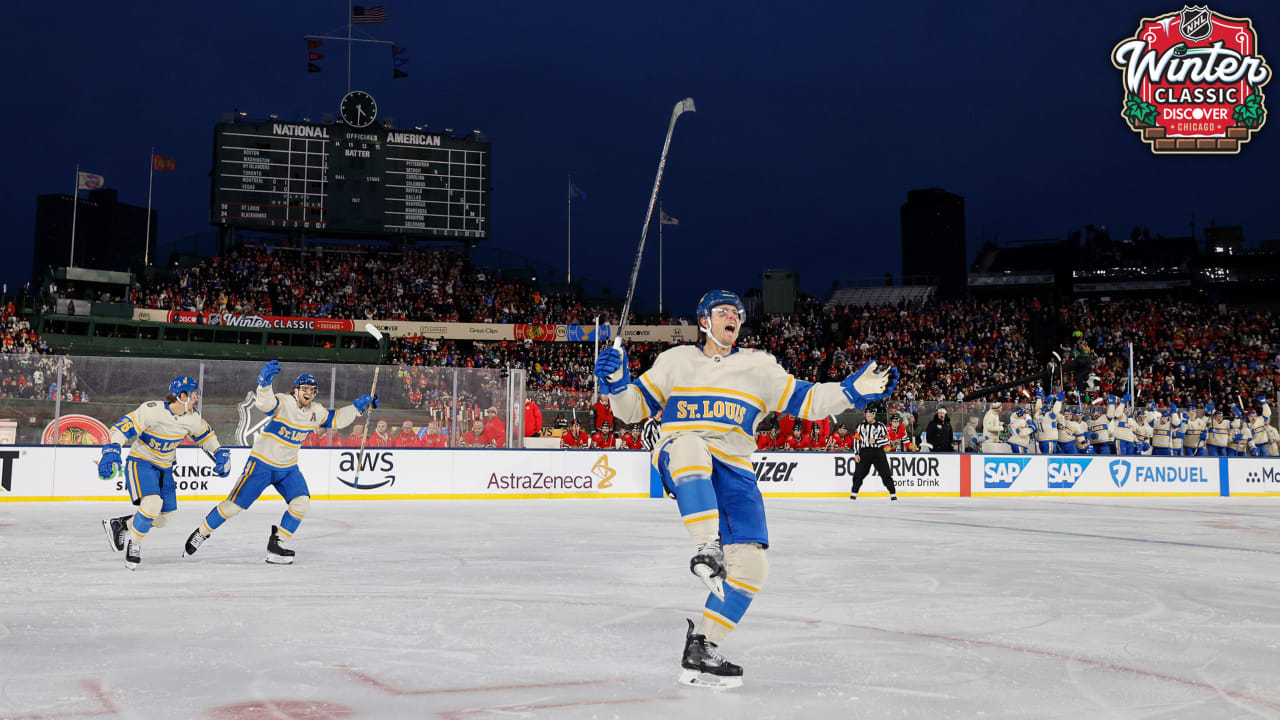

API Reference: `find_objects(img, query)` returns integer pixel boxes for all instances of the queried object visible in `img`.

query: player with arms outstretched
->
[99,376,231,570]
[182,360,377,564]
[594,290,896,689]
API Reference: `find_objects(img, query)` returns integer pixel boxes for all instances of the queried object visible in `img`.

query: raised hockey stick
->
[354,323,384,483]
[613,97,695,352]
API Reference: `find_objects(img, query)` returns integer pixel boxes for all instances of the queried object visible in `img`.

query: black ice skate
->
[890,494,898,501]
[183,528,209,557]
[102,515,130,552]
[678,619,743,689]
[265,525,295,565]
[124,537,141,570]
[849,493,858,501]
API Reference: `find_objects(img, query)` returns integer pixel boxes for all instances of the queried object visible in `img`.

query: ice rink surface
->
[3,498,1280,719]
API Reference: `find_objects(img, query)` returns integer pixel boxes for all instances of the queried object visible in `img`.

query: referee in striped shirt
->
[850,407,898,501]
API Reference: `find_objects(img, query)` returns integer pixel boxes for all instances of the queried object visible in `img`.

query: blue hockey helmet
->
[169,376,199,397]
[294,373,319,388]
[696,290,746,325]
[1013,407,1026,416]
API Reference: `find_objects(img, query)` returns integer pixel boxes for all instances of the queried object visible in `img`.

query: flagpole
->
[70,165,79,268]
[347,0,353,92]
[145,148,154,266]
[567,175,572,284]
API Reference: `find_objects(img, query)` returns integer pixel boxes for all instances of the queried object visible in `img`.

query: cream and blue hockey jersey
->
[110,401,221,468]
[250,384,364,467]
[609,345,857,469]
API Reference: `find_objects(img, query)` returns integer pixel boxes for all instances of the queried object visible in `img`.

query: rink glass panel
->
[0,355,527,449]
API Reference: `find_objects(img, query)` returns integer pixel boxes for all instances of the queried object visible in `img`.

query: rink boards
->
[0,447,1278,501]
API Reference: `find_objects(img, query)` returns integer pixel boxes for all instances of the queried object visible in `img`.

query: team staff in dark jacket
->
[925,408,954,452]
[850,408,897,501]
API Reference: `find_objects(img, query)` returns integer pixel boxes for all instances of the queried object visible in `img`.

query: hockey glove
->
[1122,393,1132,405]
[690,540,726,601]
[212,447,232,477]
[353,393,379,414]
[841,360,898,409]
[1258,396,1269,405]
[1089,432,1098,440]
[98,443,121,480]
[1205,401,1215,413]
[593,347,631,395]
[1055,391,1066,402]
[257,359,281,387]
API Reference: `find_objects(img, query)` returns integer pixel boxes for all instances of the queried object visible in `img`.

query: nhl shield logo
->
[1109,460,1132,488]
[1179,5,1212,42]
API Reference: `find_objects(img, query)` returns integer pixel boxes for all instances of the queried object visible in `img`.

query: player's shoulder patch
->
[146,402,157,407]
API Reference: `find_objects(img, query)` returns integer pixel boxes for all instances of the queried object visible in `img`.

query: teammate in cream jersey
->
[99,376,232,570]
[183,360,377,564]
[1108,394,1135,455]
[594,290,896,689]
[1181,408,1206,456]
[1006,407,1032,454]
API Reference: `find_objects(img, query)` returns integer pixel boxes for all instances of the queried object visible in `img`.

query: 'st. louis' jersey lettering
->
[251,385,362,467]
[610,345,857,471]
[109,401,220,468]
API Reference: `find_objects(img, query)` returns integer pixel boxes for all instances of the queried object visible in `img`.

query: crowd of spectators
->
[1,302,90,402]
[134,241,678,327]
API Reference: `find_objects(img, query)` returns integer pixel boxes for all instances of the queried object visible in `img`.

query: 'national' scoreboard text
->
[210,121,490,239]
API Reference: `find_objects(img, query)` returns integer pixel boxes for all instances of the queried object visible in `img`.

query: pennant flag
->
[353,5,386,23]
[309,50,324,62]
[76,171,105,190]
[308,63,323,73]
[308,39,323,49]
[570,183,586,200]
[152,154,175,172]
[393,68,409,79]
[393,45,406,55]
[660,209,679,225]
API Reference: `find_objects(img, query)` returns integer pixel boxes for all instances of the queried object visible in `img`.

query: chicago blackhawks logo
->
[1112,6,1271,154]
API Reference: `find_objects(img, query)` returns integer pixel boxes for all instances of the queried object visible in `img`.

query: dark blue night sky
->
[3,1,1277,315]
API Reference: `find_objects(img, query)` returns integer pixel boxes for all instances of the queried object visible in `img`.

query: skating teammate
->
[594,290,896,689]
[99,377,231,570]
[182,360,376,564]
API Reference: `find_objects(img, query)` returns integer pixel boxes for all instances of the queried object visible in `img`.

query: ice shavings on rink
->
[2,498,1279,719]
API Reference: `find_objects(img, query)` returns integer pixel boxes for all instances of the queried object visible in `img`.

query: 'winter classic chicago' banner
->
[1112,5,1271,154]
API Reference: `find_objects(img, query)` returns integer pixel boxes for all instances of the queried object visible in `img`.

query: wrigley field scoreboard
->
[210,120,490,239]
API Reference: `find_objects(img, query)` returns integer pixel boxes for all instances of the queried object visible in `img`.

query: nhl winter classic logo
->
[1112,6,1271,153]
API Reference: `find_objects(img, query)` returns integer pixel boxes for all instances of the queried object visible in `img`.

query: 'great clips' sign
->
[1112,5,1271,153]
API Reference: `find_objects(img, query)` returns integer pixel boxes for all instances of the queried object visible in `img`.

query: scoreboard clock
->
[210,92,490,239]
[339,90,378,129]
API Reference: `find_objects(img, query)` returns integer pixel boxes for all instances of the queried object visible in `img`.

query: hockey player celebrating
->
[99,376,231,570]
[1087,406,1113,455]
[1182,408,1206,457]
[593,290,896,689]
[1033,391,1059,454]
[1247,399,1273,456]
[1006,407,1032,454]
[182,360,377,564]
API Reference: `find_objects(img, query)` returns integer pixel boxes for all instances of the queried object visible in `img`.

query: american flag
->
[353,5,386,24]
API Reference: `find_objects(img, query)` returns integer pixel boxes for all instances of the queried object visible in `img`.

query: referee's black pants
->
[850,446,896,496]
